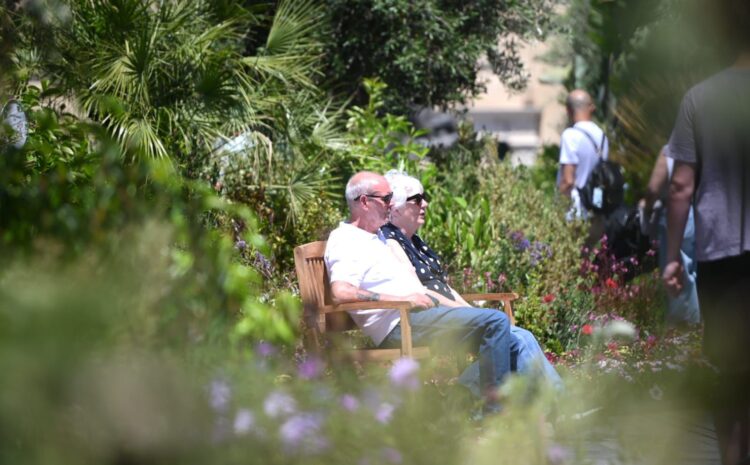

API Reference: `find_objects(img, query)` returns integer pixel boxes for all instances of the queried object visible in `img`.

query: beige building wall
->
[463,40,568,166]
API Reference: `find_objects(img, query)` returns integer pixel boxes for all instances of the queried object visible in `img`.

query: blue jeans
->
[379,306,511,395]
[658,207,700,325]
[457,326,563,397]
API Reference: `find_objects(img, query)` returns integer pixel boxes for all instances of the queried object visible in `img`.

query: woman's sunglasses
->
[406,192,429,204]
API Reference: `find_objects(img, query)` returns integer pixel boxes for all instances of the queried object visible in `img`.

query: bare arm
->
[662,160,695,296]
[558,164,576,197]
[643,150,670,211]
[330,281,435,308]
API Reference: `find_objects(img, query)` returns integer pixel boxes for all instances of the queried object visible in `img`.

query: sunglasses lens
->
[407,193,427,203]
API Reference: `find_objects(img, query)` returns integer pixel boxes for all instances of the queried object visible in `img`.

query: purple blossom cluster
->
[508,230,553,266]
[388,358,420,391]
[279,413,329,454]
[253,250,274,278]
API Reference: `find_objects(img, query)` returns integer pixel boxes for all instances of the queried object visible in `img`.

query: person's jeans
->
[458,326,563,397]
[379,305,511,395]
[658,206,700,325]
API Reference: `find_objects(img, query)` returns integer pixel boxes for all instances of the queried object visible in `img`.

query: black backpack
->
[574,128,624,215]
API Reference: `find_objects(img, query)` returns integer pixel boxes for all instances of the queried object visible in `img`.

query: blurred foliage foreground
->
[0,4,719,459]
[0,256,719,465]
[0,101,720,465]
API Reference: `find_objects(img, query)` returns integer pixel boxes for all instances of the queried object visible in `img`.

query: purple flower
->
[209,378,232,413]
[374,402,395,424]
[340,394,360,412]
[235,239,247,250]
[382,447,403,464]
[298,357,324,380]
[279,413,329,454]
[254,251,273,277]
[509,230,524,243]
[389,358,420,391]
[233,408,256,435]
[256,341,276,357]
[547,443,571,464]
[264,390,297,418]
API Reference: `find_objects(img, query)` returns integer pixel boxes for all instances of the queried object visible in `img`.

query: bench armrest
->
[320,301,420,358]
[461,292,518,326]
[320,301,414,313]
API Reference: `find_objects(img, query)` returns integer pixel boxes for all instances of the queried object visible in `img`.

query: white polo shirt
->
[324,222,425,346]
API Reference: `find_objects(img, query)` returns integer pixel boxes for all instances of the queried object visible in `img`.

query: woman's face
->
[391,190,429,233]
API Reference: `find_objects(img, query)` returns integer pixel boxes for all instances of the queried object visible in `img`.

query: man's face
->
[363,177,394,226]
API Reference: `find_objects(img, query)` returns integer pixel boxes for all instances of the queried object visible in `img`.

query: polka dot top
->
[380,222,454,300]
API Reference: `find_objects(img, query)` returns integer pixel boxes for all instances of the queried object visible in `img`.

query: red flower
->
[542,294,555,303]
[581,324,593,335]
[605,278,618,289]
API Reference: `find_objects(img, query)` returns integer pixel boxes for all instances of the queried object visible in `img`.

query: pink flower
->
[605,278,618,289]
[581,324,594,335]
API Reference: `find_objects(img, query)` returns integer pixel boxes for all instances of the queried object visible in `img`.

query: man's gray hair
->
[345,175,379,203]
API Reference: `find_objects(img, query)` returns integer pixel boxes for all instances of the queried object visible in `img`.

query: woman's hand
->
[404,293,436,309]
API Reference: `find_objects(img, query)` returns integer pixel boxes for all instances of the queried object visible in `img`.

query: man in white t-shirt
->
[324,171,512,406]
[557,89,609,220]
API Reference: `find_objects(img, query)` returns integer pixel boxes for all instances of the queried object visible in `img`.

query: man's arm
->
[662,160,695,296]
[330,281,435,308]
[558,164,577,197]
[643,150,670,211]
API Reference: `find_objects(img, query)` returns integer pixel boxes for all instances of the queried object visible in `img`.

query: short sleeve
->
[667,91,698,164]
[559,129,580,165]
[325,233,364,287]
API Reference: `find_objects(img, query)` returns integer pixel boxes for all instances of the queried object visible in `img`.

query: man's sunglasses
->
[363,192,394,204]
[406,192,429,204]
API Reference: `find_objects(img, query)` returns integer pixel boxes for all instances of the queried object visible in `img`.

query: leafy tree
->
[322,0,559,113]
[14,0,324,162]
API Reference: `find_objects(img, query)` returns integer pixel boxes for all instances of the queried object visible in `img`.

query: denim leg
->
[380,306,511,393]
[510,326,564,390]
[457,326,563,396]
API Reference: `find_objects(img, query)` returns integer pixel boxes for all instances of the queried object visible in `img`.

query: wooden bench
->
[294,240,518,362]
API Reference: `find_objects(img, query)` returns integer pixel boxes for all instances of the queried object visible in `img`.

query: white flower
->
[233,408,255,434]
[649,384,664,401]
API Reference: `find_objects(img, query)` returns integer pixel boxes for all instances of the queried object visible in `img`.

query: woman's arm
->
[387,239,463,308]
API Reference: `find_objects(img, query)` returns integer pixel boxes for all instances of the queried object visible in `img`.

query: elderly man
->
[557,89,609,220]
[324,171,512,408]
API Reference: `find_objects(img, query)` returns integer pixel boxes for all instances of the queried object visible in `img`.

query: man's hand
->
[662,260,684,297]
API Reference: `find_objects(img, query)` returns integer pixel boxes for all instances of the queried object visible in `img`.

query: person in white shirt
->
[557,89,609,220]
[324,171,512,409]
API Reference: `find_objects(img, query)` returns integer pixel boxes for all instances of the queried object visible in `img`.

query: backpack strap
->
[572,126,607,159]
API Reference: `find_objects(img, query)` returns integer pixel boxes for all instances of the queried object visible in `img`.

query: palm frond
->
[265,0,322,56]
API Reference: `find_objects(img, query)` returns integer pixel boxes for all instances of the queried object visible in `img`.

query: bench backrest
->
[293,240,356,334]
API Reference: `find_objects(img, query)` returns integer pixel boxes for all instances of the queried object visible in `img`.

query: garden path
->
[577,408,720,464]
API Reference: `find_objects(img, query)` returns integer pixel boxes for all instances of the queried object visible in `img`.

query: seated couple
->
[324,170,561,407]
